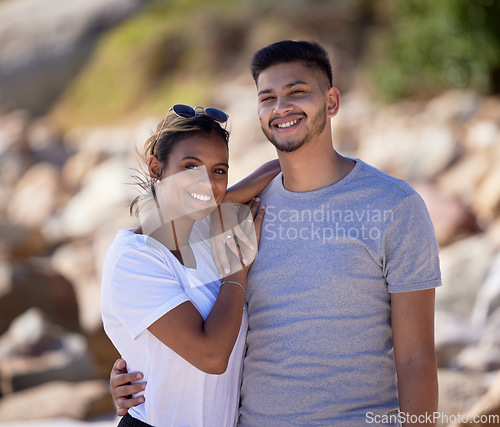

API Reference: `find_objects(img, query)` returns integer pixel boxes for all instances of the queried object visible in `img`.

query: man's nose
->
[273,96,292,115]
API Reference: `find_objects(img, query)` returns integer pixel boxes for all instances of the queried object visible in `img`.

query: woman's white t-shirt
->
[101,220,248,426]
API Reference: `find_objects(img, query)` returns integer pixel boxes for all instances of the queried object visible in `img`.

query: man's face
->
[256,61,332,153]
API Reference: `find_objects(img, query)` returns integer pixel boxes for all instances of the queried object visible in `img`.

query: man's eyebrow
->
[257,88,273,97]
[286,80,308,88]
[181,156,229,168]
[258,80,309,97]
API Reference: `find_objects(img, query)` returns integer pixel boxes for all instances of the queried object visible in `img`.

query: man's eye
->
[260,96,275,103]
[291,90,304,95]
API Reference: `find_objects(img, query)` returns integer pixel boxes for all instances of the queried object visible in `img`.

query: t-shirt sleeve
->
[381,193,442,293]
[108,244,189,339]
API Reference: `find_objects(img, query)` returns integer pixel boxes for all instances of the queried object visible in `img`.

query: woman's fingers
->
[211,234,231,276]
[233,224,255,252]
[110,359,146,415]
[252,204,266,245]
[116,392,146,416]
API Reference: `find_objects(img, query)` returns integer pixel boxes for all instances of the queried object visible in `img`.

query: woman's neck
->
[134,215,196,267]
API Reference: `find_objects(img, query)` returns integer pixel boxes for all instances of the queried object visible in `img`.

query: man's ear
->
[148,155,163,179]
[327,87,340,118]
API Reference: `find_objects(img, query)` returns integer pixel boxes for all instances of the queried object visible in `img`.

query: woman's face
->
[152,132,229,222]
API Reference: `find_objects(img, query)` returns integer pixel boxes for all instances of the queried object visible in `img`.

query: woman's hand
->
[109,359,146,416]
[210,198,265,277]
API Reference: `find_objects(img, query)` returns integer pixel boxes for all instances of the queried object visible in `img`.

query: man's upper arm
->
[390,289,436,363]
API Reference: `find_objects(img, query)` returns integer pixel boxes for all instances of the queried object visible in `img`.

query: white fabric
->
[101,220,247,427]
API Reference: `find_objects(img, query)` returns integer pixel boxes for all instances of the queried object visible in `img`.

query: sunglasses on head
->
[171,104,228,124]
[151,104,229,155]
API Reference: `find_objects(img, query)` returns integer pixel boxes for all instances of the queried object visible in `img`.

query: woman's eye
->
[186,164,199,170]
[214,168,227,175]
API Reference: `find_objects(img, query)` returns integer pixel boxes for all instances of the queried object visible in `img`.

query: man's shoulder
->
[356,159,413,193]
[345,159,419,210]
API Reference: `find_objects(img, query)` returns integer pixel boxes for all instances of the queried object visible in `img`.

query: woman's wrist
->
[224,270,247,288]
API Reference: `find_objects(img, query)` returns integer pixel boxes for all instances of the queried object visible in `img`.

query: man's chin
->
[271,138,307,153]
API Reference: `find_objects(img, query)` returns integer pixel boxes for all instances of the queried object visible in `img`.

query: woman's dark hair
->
[250,40,333,88]
[129,110,229,216]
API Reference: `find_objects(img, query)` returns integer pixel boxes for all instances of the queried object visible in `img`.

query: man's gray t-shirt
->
[239,159,441,426]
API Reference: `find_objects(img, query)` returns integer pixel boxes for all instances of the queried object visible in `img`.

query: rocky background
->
[0,0,499,426]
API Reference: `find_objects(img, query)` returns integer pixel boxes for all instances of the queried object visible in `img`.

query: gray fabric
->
[239,159,441,426]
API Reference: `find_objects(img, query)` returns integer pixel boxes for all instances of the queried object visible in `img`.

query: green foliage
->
[368,0,500,101]
[51,0,254,130]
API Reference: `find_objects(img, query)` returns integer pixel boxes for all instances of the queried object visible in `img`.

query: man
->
[110,40,440,426]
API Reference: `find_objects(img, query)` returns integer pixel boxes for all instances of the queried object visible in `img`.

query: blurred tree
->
[367,0,500,101]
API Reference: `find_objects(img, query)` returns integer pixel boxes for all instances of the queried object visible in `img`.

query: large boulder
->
[0,379,114,421]
[0,310,95,395]
[437,235,496,317]
[0,0,144,114]
[357,105,459,181]
[0,257,80,336]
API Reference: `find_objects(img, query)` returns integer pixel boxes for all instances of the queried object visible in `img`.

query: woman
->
[101,105,279,426]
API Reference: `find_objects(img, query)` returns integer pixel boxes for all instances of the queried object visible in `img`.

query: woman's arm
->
[149,199,265,374]
[148,269,247,374]
[224,159,280,204]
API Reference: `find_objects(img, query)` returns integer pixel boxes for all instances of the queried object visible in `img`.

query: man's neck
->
[277,138,355,193]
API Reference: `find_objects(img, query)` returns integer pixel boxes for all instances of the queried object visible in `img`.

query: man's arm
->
[110,359,146,416]
[391,288,438,426]
[224,159,280,204]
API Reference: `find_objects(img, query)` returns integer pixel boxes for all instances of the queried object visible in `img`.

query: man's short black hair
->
[250,40,333,88]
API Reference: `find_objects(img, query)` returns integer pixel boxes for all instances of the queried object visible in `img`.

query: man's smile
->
[270,114,305,131]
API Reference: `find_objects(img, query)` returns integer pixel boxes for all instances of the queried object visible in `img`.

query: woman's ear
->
[327,87,340,118]
[148,155,163,179]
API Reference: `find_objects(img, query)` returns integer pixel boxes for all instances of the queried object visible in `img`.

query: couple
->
[101,40,441,426]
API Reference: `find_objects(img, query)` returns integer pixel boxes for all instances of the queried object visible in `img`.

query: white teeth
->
[189,192,211,202]
[277,119,298,129]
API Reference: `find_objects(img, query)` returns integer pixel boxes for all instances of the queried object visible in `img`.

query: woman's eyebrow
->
[181,156,229,168]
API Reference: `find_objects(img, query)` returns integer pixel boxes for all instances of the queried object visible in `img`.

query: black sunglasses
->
[171,104,228,123]
[151,104,229,155]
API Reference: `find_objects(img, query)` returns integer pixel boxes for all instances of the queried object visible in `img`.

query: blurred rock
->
[486,219,500,250]
[0,222,47,259]
[0,111,34,198]
[0,308,62,358]
[472,149,500,226]
[453,307,500,372]
[437,235,496,317]
[27,118,72,167]
[6,162,63,229]
[0,333,94,394]
[472,253,500,325]
[435,310,482,368]
[51,238,120,379]
[466,120,500,150]
[0,0,144,115]
[437,149,491,205]
[0,379,113,421]
[332,90,376,156]
[425,90,482,124]
[449,370,500,426]
[413,182,478,246]
[358,110,459,181]
[61,150,106,191]
[438,369,492,427]
[61,157,134,238]
[0,257,80,336]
